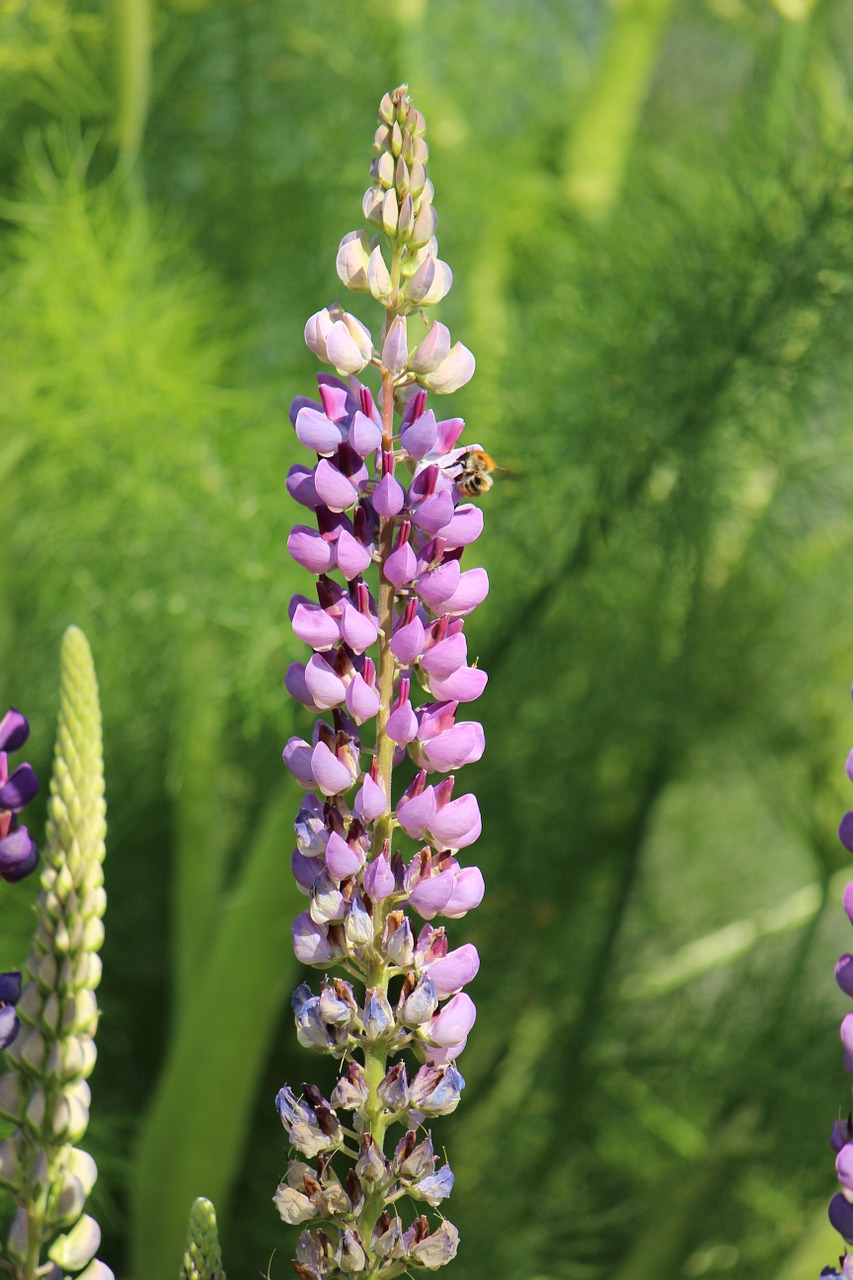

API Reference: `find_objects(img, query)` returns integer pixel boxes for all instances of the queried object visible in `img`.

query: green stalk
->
[562,0,675,218]
[357,367,398,1264]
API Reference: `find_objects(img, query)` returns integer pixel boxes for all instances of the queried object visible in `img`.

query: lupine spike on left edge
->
[277,86,486,1278]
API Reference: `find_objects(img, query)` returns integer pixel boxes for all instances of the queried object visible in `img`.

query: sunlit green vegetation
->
[3,2,853,1278]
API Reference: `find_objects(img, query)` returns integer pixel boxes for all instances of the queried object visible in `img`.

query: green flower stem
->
[359,364,399,1262]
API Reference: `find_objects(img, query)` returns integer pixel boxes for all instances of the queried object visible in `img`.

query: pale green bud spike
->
[180,1197,227,1280]
[0,627,108,1280]
[44,626,106,879]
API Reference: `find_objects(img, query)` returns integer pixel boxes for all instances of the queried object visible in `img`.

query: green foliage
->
[4,3,853,1280]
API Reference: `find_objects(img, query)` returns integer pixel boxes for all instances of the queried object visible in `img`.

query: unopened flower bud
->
[336,231,371,292]
[367,246,393,303]
[377,1061,410,1112]
[362,988,394,1041]
[410,322,451,374]
[330,1062,369,1110]
[381,190,398,236]
[355,1134,388,1184]
[382,316,409,376]
[418,342,475,394]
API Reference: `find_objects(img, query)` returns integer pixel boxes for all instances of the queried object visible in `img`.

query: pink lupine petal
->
[442,866,486,918]
[289,393,321,428]
[384,543,419,587]
[400,410,438,460]
[354,775,387,823]
[410,323,450,374]
[314,460,360,513]
[416,561,461,609]
[390,618,426,665]
[440,504,484,549]
[292,911,336,964]
[284,663,320,711]
[427,665,488,703]
[288,526,336,575]
[286,465,320,509]
[387,700,418,745]
[346,674,381,724]
[373,473,406,517]
[325,831,363,880]
[408,869,455,920]
[423,1038,468,1066]
[339,601,379,653]
[421,722,485,771]
[428,794,481,849]
[426,944,480,997]
[420,633,467,679]
[350,410,382,457]
[421,341,474,393]
[304,655,347,710]
[326,320,370,375]
[434,417,466,454]
[382,315,409,375]
[427,992,476,1046]
[304,309,333,361]
[311,741,357,796]
[295,406,344,456]
[844,882,853,925]
[335,530,373,580]
[291,602,340,650]
[318,377,355,422]
[363,851,396,900]
[412,491,455,535]
[433,567,490,617]
[283,737,316,788]
[396,788,437,838]
[417,700,457,738]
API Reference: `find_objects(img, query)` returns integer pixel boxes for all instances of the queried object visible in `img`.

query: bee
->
[454,449,499,497]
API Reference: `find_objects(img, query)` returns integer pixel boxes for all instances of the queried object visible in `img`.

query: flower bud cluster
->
[277,88,487,1280]
[0,708,40,1052]
[0,629,111,1280]
[305,85,474,396]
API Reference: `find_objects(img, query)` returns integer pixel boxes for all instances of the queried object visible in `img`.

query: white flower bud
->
[304,308,333,362]
[376,151,395,189]
[336,230,371,292]
[362,186,384,227]
[410,322,451,373]
[326,316,372,375]
[411,202,437,246]
[406,253,453,307]
[382,189,399,236]
[419,342,475,394]
[367,245,393,303]
[48,1212,101,1271]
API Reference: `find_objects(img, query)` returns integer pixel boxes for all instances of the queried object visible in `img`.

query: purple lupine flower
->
[824,690,853,1271]
[0,708,39,883]
[275,87,485,1278]
[0,969,22,1050]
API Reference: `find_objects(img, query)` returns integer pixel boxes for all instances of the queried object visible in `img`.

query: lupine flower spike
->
[0,708,40,1050]
[277,86,487,1279]
[181,1197,227,1280]
[0,627,111,1280]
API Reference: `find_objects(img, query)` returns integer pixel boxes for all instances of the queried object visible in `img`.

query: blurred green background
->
[3,0,853,1277]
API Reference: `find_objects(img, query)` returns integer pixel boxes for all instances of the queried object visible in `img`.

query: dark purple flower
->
[0,969,22,1049]
[0,709,39,884]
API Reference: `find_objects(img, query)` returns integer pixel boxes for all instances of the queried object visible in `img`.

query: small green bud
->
[181,1196,227,1280]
